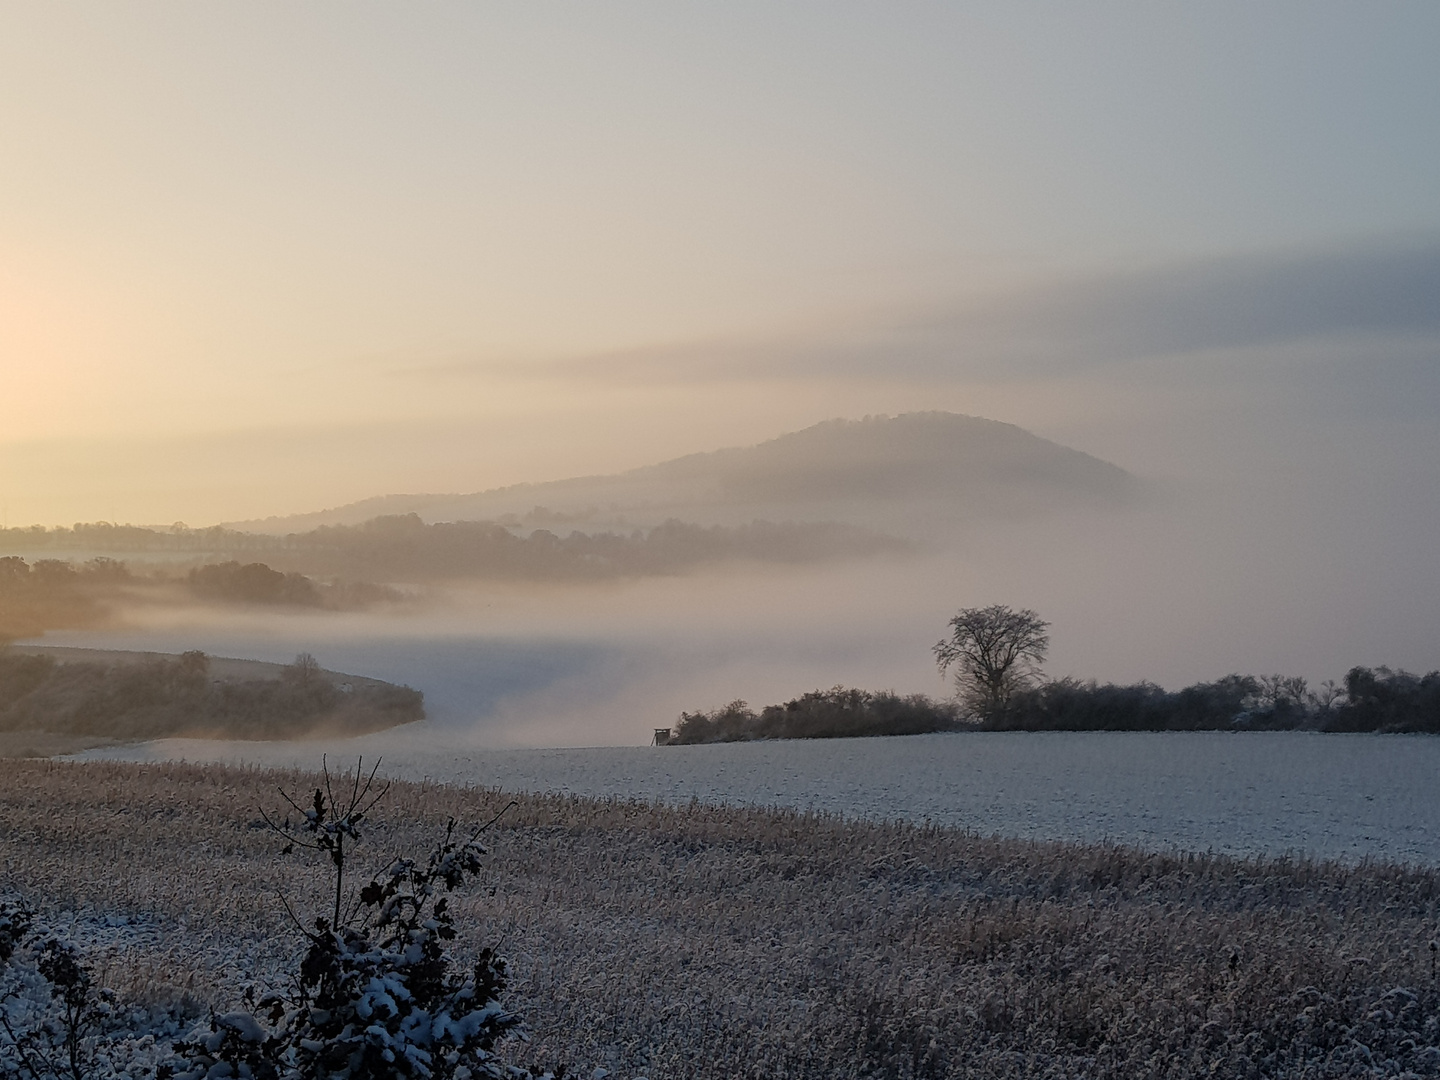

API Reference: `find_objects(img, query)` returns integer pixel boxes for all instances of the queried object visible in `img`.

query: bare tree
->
[1306,678,1345,714]
[933,605,1050,717]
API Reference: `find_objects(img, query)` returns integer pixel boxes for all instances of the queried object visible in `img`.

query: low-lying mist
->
[28,451,1440,748]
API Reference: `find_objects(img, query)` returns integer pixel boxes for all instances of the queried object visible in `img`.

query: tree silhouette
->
[933,605,1050,717]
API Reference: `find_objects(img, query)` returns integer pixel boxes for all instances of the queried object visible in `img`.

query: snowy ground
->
[8,759,1440,1080]
[72,727,1440,865]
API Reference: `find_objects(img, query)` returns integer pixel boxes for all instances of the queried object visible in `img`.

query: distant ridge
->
[226,413,1141,534]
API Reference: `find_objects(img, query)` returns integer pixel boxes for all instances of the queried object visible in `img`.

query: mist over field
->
[23,414,1440,749]
[3,5,1439,753]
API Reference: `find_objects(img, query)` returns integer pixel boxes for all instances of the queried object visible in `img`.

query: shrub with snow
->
[1,900,124,1080]
[171,761,541,1080]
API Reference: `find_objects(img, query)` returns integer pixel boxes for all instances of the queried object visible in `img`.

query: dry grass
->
[2,759,1439,1078]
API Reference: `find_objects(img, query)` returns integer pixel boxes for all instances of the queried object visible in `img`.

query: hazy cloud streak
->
[420,238,1440,387]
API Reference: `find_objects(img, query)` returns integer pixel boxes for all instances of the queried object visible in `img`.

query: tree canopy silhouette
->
[933,605,1050,717]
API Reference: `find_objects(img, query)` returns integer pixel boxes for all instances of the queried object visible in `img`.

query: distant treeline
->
[988,669,1440,734]
[0,521,262,554]
[1,513,901,583]
[0,556,124,642]
[282,514,900,580]
[0,650,423,741]
[673,667,1440,742]
[186,561,400,608]
[669,687,963,744]
[0,555,398,643]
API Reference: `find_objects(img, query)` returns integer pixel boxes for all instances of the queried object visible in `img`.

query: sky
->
[3,2,1439,526]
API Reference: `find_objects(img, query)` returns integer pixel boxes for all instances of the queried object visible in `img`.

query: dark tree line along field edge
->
[672,668,1440,742]
[669,687,963,744]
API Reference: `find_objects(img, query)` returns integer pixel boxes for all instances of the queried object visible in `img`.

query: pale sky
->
[3,2,1439,525]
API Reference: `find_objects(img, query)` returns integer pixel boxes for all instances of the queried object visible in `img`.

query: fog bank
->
[30,448,1440,749]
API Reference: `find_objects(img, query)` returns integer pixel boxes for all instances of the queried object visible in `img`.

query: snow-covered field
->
[12,758,1440,1079]
[73,727,1440,865]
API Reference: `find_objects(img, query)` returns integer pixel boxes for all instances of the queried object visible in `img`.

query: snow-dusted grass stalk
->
[4,759,1440,1078]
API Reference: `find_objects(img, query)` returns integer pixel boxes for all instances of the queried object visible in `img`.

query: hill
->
[0,646,424,753]
[225,413,1142,534]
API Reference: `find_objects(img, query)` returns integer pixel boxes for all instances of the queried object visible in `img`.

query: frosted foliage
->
[0,768,555,1080]
[170,767,534,1080]
[1,907,183,1080]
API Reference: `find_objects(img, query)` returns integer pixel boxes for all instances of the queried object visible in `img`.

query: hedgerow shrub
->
[671,687,962,743]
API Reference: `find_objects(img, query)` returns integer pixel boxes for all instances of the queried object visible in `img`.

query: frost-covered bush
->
[0,898,32,964]
[1,761,553,1080]
[172,761,542,1080]
[0,901,123,1080]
